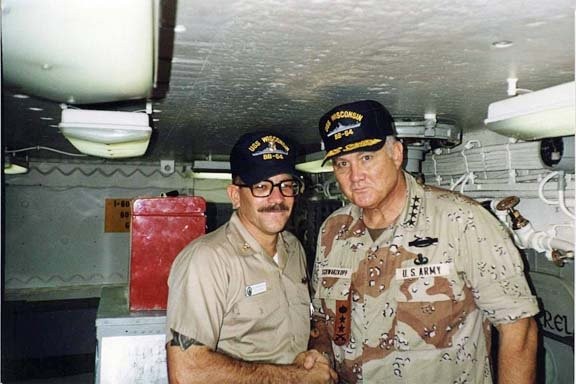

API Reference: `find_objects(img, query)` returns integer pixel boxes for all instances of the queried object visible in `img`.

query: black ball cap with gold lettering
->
[318,100,396,164]
[230,131,300,185]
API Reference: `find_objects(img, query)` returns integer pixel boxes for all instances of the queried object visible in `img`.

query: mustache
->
[258,203,290,213]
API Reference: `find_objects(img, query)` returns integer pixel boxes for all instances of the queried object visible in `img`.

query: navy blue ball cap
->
[230,131,300,185]
[318,100,396,164]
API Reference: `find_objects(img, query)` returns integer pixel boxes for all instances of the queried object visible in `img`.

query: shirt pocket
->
[232,291,282,324]
[292,281,311,317]
[227,291,286,358]
[395,276,460,351]
[288,279,313,348]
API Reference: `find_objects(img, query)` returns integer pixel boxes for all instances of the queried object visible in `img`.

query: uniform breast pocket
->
[290,282,312,317]
[227,291,285,356]
[318,277,351,306]
[395,276,462,351]
[232,292,282,323]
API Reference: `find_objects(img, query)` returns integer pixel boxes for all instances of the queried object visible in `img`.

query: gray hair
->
[384,136,399,156]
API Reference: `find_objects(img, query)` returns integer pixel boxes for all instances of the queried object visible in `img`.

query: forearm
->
[167,344,312,384]
[497,317,538,384]
[309,315,334,358]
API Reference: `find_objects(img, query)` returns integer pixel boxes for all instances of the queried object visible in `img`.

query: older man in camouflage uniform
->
[309,100,539,383]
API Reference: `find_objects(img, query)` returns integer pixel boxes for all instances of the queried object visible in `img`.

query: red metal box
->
[129,196,206,310]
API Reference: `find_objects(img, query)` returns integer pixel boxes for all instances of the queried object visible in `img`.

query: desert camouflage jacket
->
[311,172,539,383]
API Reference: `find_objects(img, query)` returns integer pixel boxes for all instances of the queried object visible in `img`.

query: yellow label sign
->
[105,199,132,232]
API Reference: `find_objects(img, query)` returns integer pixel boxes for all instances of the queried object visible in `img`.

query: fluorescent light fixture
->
[192,160,231,179]
[484,81,575,140]
[193,160,230,172]
[296,152,333,173]
[4,155,28,174]
[63,138,151,159]
[4,163,28,175]
[192,172,232,180]
[59,109,152,158]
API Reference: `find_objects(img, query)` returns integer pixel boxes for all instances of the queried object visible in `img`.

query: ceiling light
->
[296,152,333,173]
[2,0,156,104]
[4,155,28,175]
[63,138,152,159]
[4,163,28,175]
[192,160,231,180]
[192,172,231,180]
[193,160,230,172]
[58,109,152,158]
[485,81,575,140]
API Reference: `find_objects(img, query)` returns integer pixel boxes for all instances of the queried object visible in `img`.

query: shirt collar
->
[348,171,424,230]
[227,212,288,268]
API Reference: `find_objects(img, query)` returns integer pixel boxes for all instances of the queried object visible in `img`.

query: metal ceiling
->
[2,0,574,163]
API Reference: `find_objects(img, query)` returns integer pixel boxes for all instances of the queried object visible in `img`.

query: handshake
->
[292,349,338,384]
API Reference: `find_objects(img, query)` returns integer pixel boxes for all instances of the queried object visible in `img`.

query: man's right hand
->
[301,360,337,384]
[168,342,338,384]
[293,349,338,383]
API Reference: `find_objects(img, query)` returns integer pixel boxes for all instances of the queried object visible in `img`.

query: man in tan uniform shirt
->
[309,100,540,383]
[166,131,337,383]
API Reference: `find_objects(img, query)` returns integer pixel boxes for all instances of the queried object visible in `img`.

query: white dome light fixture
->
[485,81,575,140]
[58,109,152,159]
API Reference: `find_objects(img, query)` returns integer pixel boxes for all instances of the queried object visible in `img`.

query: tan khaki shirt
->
[167,212,310,364]
[311,172,539,383]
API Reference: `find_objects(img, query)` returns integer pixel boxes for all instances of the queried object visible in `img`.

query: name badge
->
[395,263,451,280]
[319,267,352,279]
[245,281,267,297]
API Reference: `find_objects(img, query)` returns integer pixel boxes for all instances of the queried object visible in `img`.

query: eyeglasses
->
[234,179,303,197]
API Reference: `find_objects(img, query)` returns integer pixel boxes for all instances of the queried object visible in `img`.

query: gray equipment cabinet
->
[95,286,168,384]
